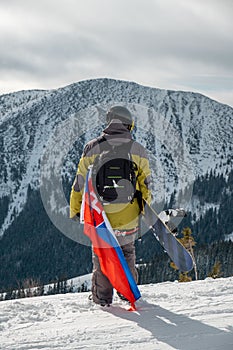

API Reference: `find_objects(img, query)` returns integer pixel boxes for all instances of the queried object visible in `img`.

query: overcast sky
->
[0,0,233,106]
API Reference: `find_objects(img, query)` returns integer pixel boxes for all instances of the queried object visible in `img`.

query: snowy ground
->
[0,277,232,350]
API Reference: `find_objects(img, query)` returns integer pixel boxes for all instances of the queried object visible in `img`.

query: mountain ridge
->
[1,79,232,233]
[0,78,232,289]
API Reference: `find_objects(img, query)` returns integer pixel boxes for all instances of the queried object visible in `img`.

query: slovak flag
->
[81,167,141,309]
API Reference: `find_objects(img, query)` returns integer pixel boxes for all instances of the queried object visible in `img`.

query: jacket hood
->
[102,119,132,146]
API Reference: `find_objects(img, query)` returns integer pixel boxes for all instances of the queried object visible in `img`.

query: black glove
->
[71,213,80,222]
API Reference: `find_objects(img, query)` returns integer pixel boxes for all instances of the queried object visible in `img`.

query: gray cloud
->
[0,0,232,106]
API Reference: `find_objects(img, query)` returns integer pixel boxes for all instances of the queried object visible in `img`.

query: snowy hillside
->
[0,277,232,350]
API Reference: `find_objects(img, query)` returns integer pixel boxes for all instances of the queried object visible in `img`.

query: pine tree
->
[169,227,198,281]
[179,272,192,282]
[208,261,222,279]
[179,227,198,280]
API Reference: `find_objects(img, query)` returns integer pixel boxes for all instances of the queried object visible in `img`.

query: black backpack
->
[92,137,137,204]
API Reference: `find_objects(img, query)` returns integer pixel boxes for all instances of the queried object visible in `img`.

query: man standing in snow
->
[70,106,151,306]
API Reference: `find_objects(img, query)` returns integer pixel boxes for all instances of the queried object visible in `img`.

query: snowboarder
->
[70,106,151,306]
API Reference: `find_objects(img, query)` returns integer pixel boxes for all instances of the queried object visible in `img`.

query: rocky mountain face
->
[0,78,232,290]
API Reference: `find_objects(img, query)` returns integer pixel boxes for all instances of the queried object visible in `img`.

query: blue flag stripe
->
[114,246,141,300]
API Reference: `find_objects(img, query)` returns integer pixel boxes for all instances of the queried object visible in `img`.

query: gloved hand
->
[71,213,80,222]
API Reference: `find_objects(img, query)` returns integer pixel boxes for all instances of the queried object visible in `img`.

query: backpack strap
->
[96,135,106,144]
[96,135,107,152]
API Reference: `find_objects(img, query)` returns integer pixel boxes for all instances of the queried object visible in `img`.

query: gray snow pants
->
[91,233,138,305]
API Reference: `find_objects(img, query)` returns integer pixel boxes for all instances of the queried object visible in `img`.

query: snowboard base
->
[143,202,194,272]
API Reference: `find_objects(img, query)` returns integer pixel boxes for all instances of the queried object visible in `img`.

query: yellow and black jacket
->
[70,121,151,230]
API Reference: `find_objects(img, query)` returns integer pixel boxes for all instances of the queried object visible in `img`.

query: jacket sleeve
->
[137,146,152,205]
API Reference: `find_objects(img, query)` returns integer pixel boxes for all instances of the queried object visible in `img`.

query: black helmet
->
[106,106,133,125]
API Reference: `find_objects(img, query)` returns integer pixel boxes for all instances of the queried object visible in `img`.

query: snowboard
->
[142,202,194,272]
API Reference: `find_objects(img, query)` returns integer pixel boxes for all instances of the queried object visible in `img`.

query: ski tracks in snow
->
[0,277,233,349]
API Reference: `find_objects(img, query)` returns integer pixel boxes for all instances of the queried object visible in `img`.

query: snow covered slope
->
[0,78,232,238]
[0,277,232,349]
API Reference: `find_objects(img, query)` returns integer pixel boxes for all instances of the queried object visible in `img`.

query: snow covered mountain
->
[1,78,232,236]
[0,277,233,349]
[0,78,232,290]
